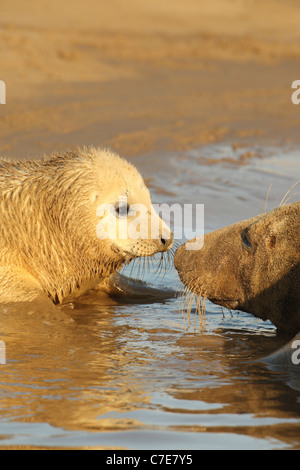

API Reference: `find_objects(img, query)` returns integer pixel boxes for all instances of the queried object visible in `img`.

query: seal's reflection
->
[0,298,148,430]
[0,280,174,434]
[1,288,300,449]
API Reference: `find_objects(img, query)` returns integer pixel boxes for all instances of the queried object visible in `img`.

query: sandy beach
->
[1,0,300,451]
[1,0,300,158]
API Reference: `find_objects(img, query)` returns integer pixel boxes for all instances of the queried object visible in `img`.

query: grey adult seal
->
[174,202,300,335]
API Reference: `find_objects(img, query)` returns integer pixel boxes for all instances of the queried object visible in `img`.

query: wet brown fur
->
[175,202,300,335]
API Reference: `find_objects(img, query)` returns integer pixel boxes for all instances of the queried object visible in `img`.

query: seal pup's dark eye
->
[241,230,252,250]
[115,202,130,217]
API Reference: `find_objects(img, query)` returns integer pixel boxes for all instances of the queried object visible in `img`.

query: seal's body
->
[175,202,300,335]
[0,147,173,304]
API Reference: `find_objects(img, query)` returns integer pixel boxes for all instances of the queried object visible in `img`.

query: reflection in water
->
[0,144,300,449]
[1,295,300,450]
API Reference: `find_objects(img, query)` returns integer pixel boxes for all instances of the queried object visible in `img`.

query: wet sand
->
[1,0,300,158]
[1,0,300,451]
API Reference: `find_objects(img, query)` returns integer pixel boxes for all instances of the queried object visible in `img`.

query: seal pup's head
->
[41,147,173,302]
[89,150,173,262]
[81,147,173,263]
[0,146,173,304]
[174,202,300,334]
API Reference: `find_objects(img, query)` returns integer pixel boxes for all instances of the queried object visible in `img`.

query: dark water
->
[0,143,300,449]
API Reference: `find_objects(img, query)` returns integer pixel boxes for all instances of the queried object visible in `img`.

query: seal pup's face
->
[92,155,173,263]
[174,202,300,334]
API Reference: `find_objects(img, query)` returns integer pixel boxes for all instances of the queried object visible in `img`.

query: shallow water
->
[0,143,300,450]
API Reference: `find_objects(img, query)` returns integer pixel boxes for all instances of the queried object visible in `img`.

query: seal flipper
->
[94,272,175,304]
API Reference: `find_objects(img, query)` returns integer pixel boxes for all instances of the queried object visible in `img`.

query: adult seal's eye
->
[241,230,252,249]
[115,202,130,217]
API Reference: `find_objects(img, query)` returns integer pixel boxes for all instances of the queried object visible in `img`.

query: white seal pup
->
[0,147,173,304]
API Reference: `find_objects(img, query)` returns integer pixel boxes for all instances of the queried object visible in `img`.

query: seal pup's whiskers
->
[124,247,172,284]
